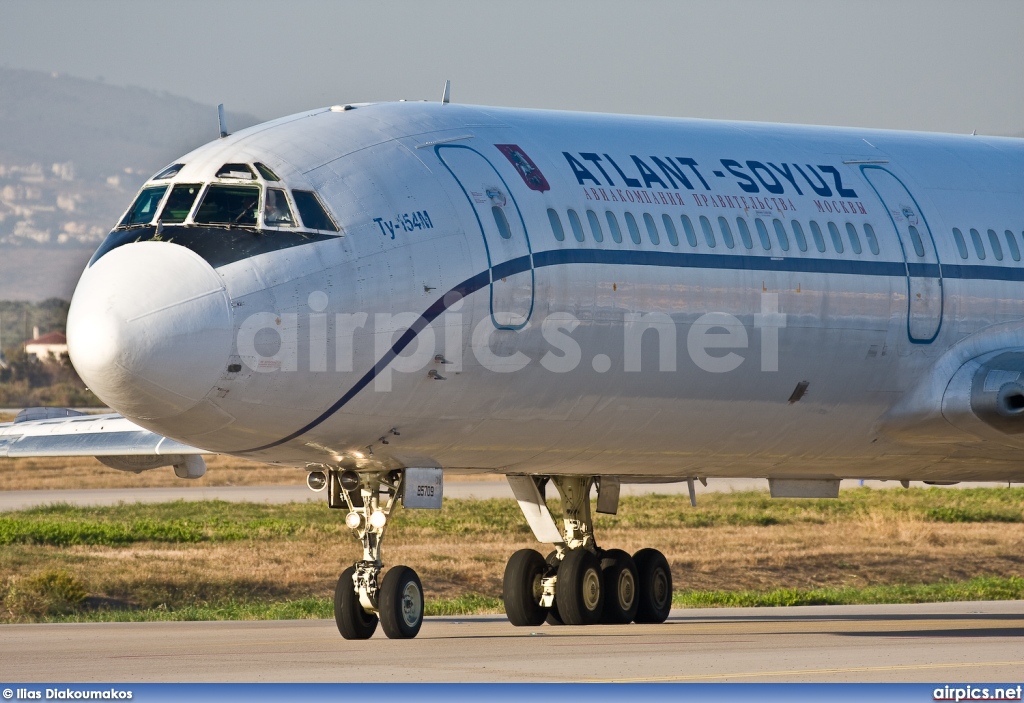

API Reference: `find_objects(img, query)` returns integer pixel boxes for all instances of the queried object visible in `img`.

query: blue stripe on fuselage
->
[235,248,1022,453]
[238,270,491,453]
[532,248,910,276]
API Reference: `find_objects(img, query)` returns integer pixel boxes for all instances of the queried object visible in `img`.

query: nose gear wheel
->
[379,565,424,639]
[334,565,378,639]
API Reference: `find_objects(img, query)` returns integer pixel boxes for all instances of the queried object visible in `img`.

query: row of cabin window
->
[545,208,881,256]
[952,227,1024,262]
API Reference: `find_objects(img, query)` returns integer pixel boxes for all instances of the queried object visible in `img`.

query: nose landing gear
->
[334,565,378,639]
[503,475,672,628]
[325,468,425,640]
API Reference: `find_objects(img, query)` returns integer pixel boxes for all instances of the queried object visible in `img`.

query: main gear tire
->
[544,550,565,625]
[633,548,672,624]
[555,548,604,626]
[600,549,639,624]
[503,549,549,626]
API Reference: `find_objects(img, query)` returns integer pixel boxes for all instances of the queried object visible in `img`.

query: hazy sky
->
[1,0,1022,135]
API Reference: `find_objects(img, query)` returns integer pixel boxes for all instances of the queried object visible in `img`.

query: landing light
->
[340,470,360,491]
[306,471,327,492]
[368,510,387,529]
[345,512,363,529]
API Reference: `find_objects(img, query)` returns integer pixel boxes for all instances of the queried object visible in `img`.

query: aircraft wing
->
[0,410,209,477]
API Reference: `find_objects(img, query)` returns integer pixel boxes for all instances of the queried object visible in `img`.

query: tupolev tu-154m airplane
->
[1,89,1022,639]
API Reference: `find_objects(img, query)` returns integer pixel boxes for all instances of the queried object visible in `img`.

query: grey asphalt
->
[2,478,1012,511]
[0,478,721,511]
[1,600,1021,682]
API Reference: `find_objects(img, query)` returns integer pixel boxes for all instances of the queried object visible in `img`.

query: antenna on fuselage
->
[441,80,451,105]
[218,103,230,138]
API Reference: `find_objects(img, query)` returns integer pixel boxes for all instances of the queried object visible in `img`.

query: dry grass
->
[2,490,1023,621]
[407,517,1024,599]
[0,454,304,490]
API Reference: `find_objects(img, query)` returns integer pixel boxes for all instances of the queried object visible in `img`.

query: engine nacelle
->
[97,454,207,478]
[942,350,1024,439]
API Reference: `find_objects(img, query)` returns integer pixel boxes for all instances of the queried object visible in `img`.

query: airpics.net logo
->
[233,291,787,391]
[934,685,1023,701]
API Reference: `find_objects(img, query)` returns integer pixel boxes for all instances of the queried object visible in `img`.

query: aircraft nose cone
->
[67,242,232,420]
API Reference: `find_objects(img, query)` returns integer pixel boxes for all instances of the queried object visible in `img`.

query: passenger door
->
[862,165,943,343]
[436,145,534,330]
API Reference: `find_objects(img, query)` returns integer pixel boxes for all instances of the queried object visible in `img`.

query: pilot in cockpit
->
[264,188,295,227]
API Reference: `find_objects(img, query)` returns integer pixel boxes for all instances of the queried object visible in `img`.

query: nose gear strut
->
[325,467,425,639]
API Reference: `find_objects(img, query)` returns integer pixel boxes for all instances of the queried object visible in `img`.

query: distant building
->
[24,328,68,360]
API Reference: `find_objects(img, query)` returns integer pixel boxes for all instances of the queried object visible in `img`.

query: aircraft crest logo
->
[495,144,550,192]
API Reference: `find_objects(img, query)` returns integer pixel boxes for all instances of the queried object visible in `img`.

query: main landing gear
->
[503,476,672,627]
[320,468,425,640]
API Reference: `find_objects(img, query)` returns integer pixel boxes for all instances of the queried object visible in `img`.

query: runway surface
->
[0,478,752,510]
[2,601,1022,682]
[0,478,1010,511]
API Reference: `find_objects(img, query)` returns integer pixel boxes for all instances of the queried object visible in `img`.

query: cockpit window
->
[194,184,260,226]
[159,183,202,223]
[215,163,256,180]
[254,162,280,181]
[292,190,339,231]
[119,185,167,227]
[264,188,296,227]
[153,164,184,180]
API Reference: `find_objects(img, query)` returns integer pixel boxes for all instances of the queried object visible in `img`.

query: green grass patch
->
[0,498,536,547]
[3,486,1022,547]
[924,506,1022,523]
[0,501,345,546]
[424,594,503,616]
[673,575,1024,608]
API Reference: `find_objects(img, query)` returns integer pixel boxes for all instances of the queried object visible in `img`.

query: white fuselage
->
[66,102,1024,482]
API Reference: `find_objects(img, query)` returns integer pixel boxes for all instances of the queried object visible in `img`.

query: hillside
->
[0,68,259,180]
[0,68,259,298]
